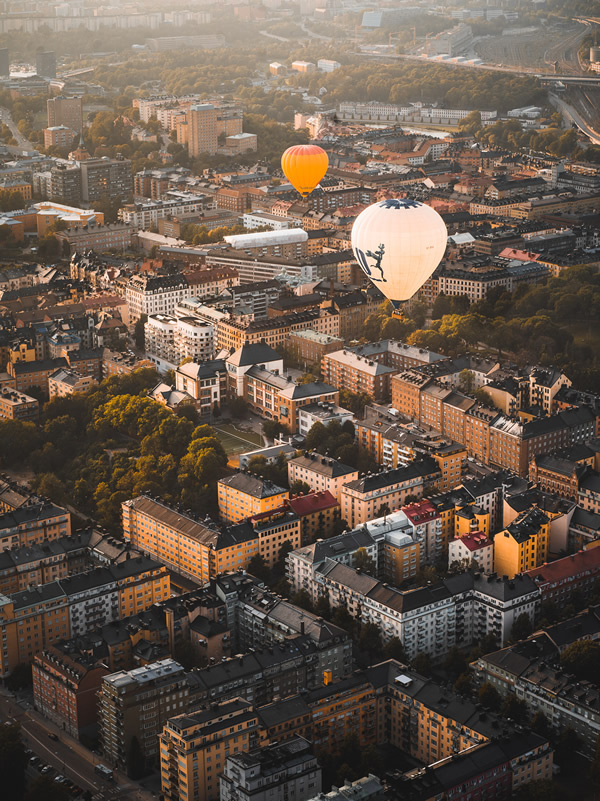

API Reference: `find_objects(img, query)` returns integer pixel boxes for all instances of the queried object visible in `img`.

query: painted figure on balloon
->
[355,244,387,282]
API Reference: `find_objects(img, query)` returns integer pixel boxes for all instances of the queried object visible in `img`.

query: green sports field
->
[213,424,264,457]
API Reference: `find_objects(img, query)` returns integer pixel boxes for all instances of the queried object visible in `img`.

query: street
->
[0,692,158,801]
[0,106,35,151]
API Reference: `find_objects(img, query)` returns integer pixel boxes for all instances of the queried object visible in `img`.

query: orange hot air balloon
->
[281,144,329,197]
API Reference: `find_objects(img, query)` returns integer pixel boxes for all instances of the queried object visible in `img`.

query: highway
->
[550,92,600,145]
[0,692,158,801]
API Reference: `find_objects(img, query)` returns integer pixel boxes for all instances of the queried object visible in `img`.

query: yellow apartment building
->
[0,502,71,550]
[0,557,168,676]
[245,508,302,568]
[122,495,281,582]
[217,473,289,524]
[494,507,551,579]
[160,699,265,801]
[161,660,552,801]
[428,443,467,493]
[455,503,490,538]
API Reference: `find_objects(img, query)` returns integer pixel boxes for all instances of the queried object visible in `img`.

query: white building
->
[317,59,341,72]
[448,532,494,573]
[297,402,354,437]
[118,191,214,229]
[225,341,283,397]
[220,738,321,801]
[287,528,378,603]
[144,313,214,372]
[337,100,496,124]
[239,443,297,469]
[297,557,539,660]
[241,211,302,231]
[125,274,190,323]
[175,360,226,418]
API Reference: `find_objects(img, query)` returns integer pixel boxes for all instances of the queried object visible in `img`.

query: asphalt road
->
[0,106,35,151]
[550,92,600,145]
[0,693,157,801]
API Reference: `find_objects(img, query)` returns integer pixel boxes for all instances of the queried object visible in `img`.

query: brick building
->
[33,644,109,739]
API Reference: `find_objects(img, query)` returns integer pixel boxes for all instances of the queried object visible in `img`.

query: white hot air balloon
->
[351,198,448,307]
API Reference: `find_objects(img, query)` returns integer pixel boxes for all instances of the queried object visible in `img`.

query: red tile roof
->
[455,531,492,552]
[402,500,439,525]
[286,491,339,516]
[525,547,600,585]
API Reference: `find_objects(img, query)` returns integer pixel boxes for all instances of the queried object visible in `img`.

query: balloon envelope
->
[281,144,329,197]
[351,198,447,304]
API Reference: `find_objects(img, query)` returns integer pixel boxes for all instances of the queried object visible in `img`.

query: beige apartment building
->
[287,453,358,504]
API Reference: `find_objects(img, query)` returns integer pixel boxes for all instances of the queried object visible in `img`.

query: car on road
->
[47,732,59,741]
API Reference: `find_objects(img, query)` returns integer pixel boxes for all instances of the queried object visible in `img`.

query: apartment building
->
[285,491,341,544]
[7,357,69,396]
[288,329,343,368]
[162,660,552,801]
[303,559,539,659]
[55,223,136,256]
[175,359,227,418]
[0,477,39,514]
[79,157,132,203]
[448,532,494,573]
[391,370,596,476]
[160,699,264,801]
[297,402,354,439]
[340,459,441,529]
[218,578,353,680]
[474,625,600,757]
[123,495,301,583]
[144,314,214,371]
[494,506,552,579]
[43,125,76,150]
[32,644,109,740]
[529,453,587,500]
[48,368,97,398]
[0,531,90,594]
[102,350,154,379]
[287,528,379,602]
[321,349,396,402]
[525,547,600,604]
[188,103,219,157]
[99,659,190,769]
[47,95,83,133]
[218,473,289,524]
[386,734,550,801]
[220,738,321,801]
[288,453,358,504]
[125,274,190,323]
[0,387,39,420]
[0,556,169,676]
[0,501,71,550]
[119,192,213,228]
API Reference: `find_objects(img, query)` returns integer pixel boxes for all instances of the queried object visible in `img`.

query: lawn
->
[213,423,264,457]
